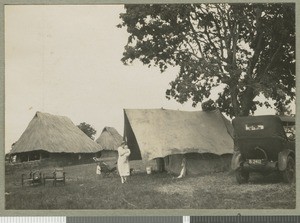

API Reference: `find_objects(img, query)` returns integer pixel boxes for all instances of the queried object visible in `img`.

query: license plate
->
[248,159,262,164]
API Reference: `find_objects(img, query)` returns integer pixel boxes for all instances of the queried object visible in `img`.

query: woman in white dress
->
[117,142,131,183]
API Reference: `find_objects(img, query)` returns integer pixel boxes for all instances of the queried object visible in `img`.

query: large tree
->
[118,3,295,117]
[77,122,97,140]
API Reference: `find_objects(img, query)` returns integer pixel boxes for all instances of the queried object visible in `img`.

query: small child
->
[96,163,101,178]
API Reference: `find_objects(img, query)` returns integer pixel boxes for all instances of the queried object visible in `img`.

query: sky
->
[4,5,295,154]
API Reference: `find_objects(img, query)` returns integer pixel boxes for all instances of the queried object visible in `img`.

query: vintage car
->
[231,115,295,184]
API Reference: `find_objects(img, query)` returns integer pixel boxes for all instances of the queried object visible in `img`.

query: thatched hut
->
[10,112,102,164]
[95,127,123,158]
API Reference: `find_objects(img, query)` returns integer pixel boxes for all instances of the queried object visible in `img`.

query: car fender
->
[278,149,294,171]
[231,151,242,171]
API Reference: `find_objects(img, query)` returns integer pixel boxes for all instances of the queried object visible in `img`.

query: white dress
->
[117,146,131,177]
[96,165,101,175]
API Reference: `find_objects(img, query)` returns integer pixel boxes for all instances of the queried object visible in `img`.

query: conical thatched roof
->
[10,112,102,155]
[124,109,234,160]
[95,127,123,151]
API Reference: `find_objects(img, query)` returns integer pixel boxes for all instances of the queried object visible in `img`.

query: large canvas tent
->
[124,109,234,175]
[95,127,123,158]
[10,112,102,163]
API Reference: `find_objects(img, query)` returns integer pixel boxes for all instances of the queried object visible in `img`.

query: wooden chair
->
[21,170,42,186]
[43,168,66,186]
[53,168,66,186]
[43,171,55,186]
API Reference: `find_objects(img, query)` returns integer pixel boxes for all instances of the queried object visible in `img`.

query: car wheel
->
[235,168,249,184]
[282,156,295,184]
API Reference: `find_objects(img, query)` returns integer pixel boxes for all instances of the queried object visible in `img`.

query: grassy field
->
[5,159,295,209]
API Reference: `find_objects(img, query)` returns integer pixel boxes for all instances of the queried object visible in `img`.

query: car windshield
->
[233,115,287,139]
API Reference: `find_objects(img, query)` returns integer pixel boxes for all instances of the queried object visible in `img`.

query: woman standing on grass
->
[117,141,131,184]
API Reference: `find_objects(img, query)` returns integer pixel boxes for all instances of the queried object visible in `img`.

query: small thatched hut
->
[10,111,102,163]
[95,127,123,158]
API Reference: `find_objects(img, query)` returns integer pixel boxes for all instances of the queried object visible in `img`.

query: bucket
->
[146,167,152,174]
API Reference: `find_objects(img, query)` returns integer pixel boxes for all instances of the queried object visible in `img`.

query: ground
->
[5,159,295,209]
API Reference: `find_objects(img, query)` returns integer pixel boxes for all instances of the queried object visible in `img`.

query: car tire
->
[282,156,295,184]
[235,168,249,184]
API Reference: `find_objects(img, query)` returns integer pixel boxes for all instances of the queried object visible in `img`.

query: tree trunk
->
[230,85,240,117]
[239,88,256,116]
[229,85,256,117]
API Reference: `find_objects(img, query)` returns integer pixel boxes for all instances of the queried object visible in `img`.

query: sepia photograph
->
[4,3,296,210]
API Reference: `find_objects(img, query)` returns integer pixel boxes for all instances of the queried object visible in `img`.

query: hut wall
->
[48,153,95,165]
[100,150,118,159]
[13,152,96,166]
[16,150,50,162]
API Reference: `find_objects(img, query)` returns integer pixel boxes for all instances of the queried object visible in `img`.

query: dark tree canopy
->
[118,3,295,117]
[201,99,216,112]
[77,122,97,140]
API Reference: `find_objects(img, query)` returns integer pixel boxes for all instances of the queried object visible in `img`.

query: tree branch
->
[262,43,283,77]
[247,8,263,78]
[231,21,239,66]
[211,16,225,59]
[216,5,231,52]
[203,25,225,73]
[187,15,204,58]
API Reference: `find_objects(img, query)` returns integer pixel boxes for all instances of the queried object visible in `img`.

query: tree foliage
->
[77,122,97,140]
[201,99,216,111]
[118,3,295,117]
